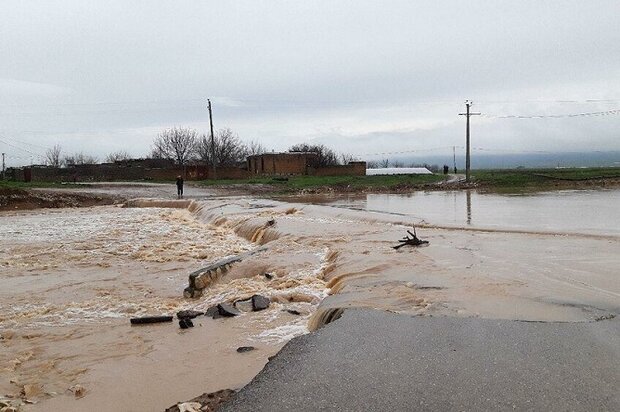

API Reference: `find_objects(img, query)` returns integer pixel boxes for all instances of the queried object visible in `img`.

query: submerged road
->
[221,310,619,411]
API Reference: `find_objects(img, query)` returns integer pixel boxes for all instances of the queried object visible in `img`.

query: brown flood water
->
[1,188,619,411]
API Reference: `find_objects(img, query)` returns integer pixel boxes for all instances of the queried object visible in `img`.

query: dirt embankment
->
[0,187,120,211]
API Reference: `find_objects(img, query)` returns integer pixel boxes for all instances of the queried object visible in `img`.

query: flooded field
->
[1,186,619,411]
[320,188,620,236]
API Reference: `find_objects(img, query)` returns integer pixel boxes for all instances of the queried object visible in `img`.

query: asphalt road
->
[221,310,619,411]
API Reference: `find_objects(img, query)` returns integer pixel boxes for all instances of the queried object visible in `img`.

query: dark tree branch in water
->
[393,226,429,249]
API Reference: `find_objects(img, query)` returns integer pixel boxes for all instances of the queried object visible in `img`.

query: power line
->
[0,137,44,157]
[358,146,454,157]
[483,108,620,119]
[0,135,51,151]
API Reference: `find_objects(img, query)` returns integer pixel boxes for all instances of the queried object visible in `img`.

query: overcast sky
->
[1,0,619,166]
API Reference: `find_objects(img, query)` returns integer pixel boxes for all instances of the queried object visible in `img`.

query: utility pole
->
[1,153,5,180]
[207,99,216,179]
[458,100,481,182]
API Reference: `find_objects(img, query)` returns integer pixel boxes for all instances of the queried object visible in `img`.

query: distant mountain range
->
[368,151,620,169]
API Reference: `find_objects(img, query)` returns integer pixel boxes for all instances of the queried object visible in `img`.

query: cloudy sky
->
[1,0,619,166]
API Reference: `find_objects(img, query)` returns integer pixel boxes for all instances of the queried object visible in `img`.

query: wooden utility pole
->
[207,99,216,179]
[1,152,5,180]
[459,100,481,182]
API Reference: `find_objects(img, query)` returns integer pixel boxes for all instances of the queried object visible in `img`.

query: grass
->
[198,167,620,193]
[197,174,444,192]
[472,167,620,188]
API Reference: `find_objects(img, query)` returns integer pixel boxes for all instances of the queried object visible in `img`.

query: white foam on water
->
[253,324,310,344]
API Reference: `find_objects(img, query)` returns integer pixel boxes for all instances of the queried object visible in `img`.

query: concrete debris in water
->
[165,389,236,412]
[217,303,241,317]
[234,295,271,312]
[205,306,222,319]
[251,295,270,311]
[176,310,204,320]
[184,247,268,299]
[129,315,173,325]
[236,346,256,353]
[179,319,194,329]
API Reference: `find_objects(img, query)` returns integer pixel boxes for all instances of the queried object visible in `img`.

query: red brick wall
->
[15,164,250,182]
[204,166,251,180]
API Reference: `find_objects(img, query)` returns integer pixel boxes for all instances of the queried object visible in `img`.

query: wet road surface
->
[222,309,619,411]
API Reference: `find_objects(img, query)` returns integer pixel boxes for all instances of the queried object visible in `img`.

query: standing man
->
[176,175,184,199]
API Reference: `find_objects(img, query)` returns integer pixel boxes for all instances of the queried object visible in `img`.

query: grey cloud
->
[1,1,619,166]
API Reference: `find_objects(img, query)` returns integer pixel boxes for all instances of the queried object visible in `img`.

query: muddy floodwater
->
[1,186,619,411]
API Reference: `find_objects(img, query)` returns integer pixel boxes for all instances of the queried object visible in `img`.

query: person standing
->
[176,175,184,199]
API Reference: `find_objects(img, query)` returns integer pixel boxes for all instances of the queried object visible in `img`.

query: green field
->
[3,166,619,194]
[196,174,445,192]
[471,167,620,188]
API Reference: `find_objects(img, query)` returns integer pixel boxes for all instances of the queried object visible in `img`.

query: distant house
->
[247,152,319,175]
[247,152,366,177]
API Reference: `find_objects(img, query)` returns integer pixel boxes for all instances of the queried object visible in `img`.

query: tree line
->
[44,127,439,171]
[45,126,358,168]
[150,126,358,167]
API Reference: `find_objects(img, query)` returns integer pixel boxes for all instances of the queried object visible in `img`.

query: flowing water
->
[1,187,619,411]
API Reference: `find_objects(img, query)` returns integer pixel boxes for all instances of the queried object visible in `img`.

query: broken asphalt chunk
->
[217,303,241,317]
[251,295,270,311]
[130,315,173,325]
[205,306,222,319]
[176,310,204,320]
[179,319,194,329]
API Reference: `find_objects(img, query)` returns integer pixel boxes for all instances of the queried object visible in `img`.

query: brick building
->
[247,152,366,177]
[247,152,318,175]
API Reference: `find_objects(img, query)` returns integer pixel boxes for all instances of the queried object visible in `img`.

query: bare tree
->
[152,127,198,165]
[105,150,132,163]
[391,160,404,168]
[64,152,98,165]
[379,158,390,168]
[45,144,63,167]
[247,140,267,156]
[340,153,358,164]
[366,160,380,169]
[288,143,340,166]
[197,128,249,166]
